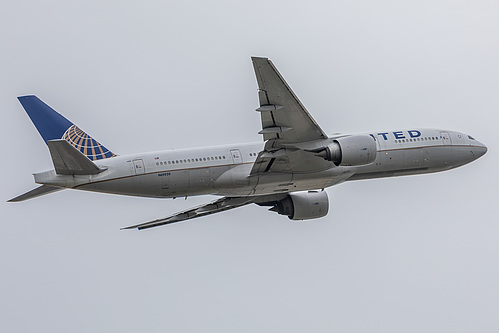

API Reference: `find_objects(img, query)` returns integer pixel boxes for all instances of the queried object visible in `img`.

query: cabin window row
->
[155,155,227,166]
[395,136,441,143]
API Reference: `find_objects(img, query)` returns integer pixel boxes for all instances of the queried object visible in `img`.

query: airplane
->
[9,57,487,230]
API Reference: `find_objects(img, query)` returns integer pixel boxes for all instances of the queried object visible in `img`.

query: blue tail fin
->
[18,95,116,161]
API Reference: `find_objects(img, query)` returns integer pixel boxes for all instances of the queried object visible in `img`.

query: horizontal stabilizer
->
[48,139,106,175]
[8,185,64,202]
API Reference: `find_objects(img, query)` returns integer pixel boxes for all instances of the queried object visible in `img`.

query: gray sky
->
[1,0,498,332]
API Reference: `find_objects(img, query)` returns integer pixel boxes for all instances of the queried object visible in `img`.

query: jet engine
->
[267,190,329,220]
[316,135,377,166]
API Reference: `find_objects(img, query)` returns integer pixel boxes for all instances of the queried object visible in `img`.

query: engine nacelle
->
[317,135,377,166]
[270,190,329,220]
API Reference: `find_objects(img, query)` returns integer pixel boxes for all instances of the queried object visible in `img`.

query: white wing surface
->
[252,57,328,147]
[251,57,331,174]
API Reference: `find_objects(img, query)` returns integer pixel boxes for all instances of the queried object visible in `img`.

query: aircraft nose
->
[473,141,487,158]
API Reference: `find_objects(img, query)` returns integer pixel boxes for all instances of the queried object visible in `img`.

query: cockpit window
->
[468,135,476,140]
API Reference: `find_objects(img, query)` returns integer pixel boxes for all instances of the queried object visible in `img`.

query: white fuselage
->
[33,128,487,199]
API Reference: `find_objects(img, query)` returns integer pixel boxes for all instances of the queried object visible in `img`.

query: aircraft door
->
[440,131,452,145]
[133,159,145,175]
[230,149,242,164]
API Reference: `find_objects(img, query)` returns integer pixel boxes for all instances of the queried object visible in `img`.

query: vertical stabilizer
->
[18,96,116,161]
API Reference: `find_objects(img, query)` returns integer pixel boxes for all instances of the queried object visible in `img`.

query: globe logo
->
[62,125,115,160]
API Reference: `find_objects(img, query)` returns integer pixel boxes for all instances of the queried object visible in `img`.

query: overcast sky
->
[1,0,498,332]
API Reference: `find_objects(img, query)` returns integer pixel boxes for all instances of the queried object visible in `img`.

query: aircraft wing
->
[250,57,332,174]
[121,196,255,230]
[252,57,328,148]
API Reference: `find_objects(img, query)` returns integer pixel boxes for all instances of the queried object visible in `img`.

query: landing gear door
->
[440,131,452,145]
[230,149,242,164]
[133,159,145,175]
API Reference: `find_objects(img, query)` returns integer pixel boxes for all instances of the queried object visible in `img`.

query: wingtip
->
[120,226,137,230]
[17,95,37,100]
[251,56,269,61]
